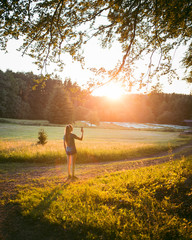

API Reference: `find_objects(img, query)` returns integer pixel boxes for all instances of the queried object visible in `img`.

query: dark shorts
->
[66,146,77,155]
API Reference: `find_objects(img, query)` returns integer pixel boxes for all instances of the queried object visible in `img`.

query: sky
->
[0,38,191,96]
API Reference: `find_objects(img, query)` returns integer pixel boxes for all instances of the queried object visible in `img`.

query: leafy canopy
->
[0,0,192,87]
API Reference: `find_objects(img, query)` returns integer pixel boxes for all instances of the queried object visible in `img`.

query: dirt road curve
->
[1,141,192,193]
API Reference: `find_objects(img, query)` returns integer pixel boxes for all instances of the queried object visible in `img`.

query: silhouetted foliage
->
[1,0,192,85]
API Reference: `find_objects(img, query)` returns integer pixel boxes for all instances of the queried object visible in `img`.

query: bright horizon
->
[0,39,191,97]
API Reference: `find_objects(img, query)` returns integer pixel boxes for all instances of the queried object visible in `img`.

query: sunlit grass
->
[8,156,192,239]
[0,138,186,164]
[0,140,63,163]
[0,123,191,164]
[1,120,192,239]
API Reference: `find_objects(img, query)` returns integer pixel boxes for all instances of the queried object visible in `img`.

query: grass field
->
[1,119,192,239]
[0,121,191,164]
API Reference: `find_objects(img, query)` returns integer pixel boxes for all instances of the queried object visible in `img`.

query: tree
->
[74,106,89,121]
[63,78,90,105]
[0,70,31,119]
[28,75,63,119]
[0,0,191,88]
[37,129,48,145]
[46,86,73,124]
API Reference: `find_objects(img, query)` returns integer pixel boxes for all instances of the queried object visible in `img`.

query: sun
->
[105,84,123,100]
[92,83,124,100]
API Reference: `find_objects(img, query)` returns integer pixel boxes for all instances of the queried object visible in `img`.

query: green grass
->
[0,117,50,125]
[0,121,191,164]
[1,119,192,239]
[3,156,192,240]
[0,121,184,141]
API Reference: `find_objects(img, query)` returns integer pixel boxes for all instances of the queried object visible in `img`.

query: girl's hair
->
[65,125,73,145]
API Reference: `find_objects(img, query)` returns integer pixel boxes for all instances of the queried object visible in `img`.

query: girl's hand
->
[81,127,84,133]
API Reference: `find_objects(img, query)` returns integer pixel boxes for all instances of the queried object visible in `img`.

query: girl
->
[64,124,84,180]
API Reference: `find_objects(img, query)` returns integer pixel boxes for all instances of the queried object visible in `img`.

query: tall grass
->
[0,139,181,164]
[7,156,192,239]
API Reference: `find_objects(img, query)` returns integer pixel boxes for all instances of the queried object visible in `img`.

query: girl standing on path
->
[64,124,84,180]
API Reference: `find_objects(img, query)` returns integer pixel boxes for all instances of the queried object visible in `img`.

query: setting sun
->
[92,83,124,100]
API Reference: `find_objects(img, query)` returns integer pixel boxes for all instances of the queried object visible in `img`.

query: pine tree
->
[46,87,73,124]
[37,129,48,145]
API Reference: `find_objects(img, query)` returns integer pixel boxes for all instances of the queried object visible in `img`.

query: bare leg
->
[71,154,77,177]
[67,155,72,177]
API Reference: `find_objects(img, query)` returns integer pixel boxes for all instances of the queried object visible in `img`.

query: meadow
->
[1,119,192,239]
[0,119,191,164]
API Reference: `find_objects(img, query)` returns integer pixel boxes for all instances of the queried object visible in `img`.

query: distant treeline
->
[0,70,192,125]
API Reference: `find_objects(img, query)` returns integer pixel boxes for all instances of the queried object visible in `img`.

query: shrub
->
[37,129,48,145]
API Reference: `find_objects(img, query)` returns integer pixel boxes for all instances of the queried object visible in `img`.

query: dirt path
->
[1,141,192,194]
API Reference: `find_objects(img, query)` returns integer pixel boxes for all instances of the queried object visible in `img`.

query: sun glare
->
[93,83,124,100]
[106,85,123,100]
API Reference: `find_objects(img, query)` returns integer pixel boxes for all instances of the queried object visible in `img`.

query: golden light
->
[93,83,124,100]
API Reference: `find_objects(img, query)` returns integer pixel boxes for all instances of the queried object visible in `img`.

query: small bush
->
[37,129,48,145]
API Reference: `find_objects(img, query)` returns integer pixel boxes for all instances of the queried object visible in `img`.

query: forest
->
[0,70,192,125]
